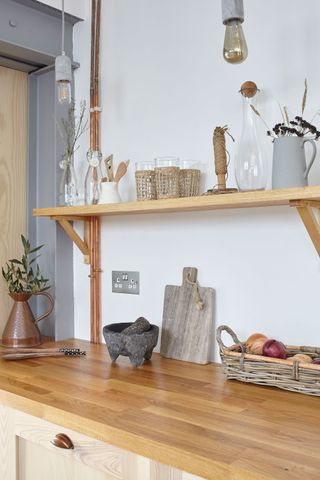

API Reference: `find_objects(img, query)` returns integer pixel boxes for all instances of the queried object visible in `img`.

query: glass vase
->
[235,94,267,191]
[84,150,102,205]
[58,156,79,206]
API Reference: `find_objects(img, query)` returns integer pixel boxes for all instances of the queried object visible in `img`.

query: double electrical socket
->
[112,271,140,295]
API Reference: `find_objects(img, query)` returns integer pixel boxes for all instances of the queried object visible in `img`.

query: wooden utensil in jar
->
[114,160,130,183]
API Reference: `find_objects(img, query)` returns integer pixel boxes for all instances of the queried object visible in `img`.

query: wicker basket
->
[217,325,320,396]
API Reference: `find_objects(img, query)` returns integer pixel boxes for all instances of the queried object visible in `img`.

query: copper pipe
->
[89,0,102,344]
[94,217,102,343]
[94,0,101,150]
[90,0,96,150]
[90,217,96,343]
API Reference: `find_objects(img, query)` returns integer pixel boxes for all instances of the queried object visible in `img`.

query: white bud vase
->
[99,182,121,204]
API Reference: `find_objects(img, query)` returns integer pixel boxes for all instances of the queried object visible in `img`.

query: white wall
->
[73,0,320,360]
[37,0,86,18]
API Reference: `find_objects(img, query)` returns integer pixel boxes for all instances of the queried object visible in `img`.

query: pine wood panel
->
[33,186,320,218]
[2,406,202,480]
[15,410,124,479]
[0,340,319,479]
[0,66,27,335]
[0,405,16,480]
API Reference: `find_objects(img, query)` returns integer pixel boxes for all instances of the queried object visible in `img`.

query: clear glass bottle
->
[58,155,79,206]
[235,92,267,191]
[84,150,102,205]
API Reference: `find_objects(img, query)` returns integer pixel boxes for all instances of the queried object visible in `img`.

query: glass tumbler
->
[135,161,157,201]
[179,160,201,197]
[155,157,180,199]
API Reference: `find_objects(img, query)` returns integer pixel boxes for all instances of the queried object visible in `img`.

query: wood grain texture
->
[160,267,214,364]
[0,340,320,479]
[295,205,320,255]
[0,66,27,335]
[15,410,124,479]
[4,406,203,480]
[0,405,16,479]
[33,186,320,218]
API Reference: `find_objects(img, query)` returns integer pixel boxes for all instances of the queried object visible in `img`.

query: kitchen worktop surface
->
[0,339,319,480]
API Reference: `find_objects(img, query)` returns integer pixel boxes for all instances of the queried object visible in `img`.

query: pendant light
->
[55,0,72,104]
[221,0,248,64]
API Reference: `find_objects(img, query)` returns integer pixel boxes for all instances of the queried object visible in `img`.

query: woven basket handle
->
[216,325,242,351]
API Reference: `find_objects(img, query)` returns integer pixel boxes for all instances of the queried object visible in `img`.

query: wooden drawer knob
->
[51,433,74,450]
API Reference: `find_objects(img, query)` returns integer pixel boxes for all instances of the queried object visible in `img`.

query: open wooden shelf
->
[33,186,320,343]
[33,186,320,218]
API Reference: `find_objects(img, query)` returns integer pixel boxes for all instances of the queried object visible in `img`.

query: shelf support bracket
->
[53,215,102,344]
[54,217,90,264]
[290,200,320,256]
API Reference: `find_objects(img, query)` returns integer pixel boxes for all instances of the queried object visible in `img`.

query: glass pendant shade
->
[55,53,72,104]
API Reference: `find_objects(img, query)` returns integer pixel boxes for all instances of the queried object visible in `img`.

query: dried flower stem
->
[302,78,308,116]
[56,101,88,160]
[250,105,275,137]
[283,106,290,126]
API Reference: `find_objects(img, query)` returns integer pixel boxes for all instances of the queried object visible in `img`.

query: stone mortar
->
[103,322,159,367]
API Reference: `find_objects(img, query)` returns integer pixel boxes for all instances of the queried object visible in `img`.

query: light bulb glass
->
[57,80,71,104]
[223,20,248,64]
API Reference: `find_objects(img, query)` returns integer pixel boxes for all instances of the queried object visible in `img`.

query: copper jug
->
[1,292,54,348]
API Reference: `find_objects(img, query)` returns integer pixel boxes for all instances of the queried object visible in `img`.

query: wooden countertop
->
[0,339,319,480]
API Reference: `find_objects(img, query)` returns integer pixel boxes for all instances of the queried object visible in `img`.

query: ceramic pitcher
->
[1,292,54,348]
[272,136,317,188]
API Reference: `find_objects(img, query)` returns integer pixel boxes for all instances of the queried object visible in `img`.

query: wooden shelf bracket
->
[290,200,320,256]
[54,217,90,263]
[54,215,102,344]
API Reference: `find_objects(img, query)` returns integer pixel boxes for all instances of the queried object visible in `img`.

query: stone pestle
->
[122,317,151,335]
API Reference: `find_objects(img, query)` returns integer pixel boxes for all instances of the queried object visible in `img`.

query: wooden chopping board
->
[160,267,215,364]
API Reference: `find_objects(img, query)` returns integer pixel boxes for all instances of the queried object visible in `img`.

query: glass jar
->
[235,93,267,191]
[58,155,79,206]
[135,161,156,201]
[179,160,201,197]
[84,150,102,205]
[155,157,180,199]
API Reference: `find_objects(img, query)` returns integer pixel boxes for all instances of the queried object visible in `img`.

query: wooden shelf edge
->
[33,186,320,218]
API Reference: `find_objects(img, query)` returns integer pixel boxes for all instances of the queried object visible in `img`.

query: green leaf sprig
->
[2,235,50,294]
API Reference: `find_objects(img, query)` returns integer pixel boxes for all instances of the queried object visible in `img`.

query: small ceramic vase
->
[99,182,121,204]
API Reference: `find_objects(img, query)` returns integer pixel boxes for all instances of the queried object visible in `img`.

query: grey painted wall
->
[1,0,78,340]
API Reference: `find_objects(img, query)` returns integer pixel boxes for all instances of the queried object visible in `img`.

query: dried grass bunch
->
[251,80,320,141]
[56,101,88,161]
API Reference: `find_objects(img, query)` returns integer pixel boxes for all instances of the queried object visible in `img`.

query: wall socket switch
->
[112,271,140,295]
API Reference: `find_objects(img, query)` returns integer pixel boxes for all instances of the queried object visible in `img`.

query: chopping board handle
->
[182,267,205,310]
[182,267,198,285]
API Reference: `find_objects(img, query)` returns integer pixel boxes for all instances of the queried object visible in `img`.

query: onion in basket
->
[246,333,268,355]
[263,339,287,359]
[287,354,312,364]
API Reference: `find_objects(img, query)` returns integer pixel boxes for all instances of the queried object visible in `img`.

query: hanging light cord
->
[61,0,65,54]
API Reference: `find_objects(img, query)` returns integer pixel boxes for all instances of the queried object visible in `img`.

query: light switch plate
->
[112,271,140,294]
